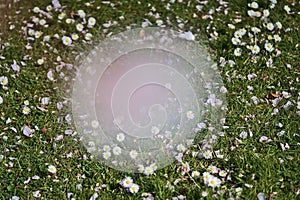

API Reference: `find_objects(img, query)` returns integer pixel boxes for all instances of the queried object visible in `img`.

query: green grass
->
[0,0,300,199]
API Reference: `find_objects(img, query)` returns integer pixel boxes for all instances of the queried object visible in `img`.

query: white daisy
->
[77,10,86,18]
[234,48,242,56]
[144,166,154,176]
[48,165,57,174]
[265,42,274,52]
[231,37,241,45]
[207,176,221,188]
[112,146,121,155]
[129,150,138,159]
[203,150,212,159]
[129,184,139,193]
[176,144,186,152]
[263,9,270,17]
[0,76,8,86]
[137,164,144,173]
[71,33,79,41]
[203,172,211,184]
[266,22,274,31]
[121,177,133,188]
[186,110,194,120]
[85,33,93,40]
[62,36,72,46]
[0,96,3,104]
[37,58,44,65]
[76,23,84,32]
[251,45,260,54]
[275,21,282,29]
[191,171,200,178]
[22,106,31,115]
[88,17,96,27]
[116,133,125,142]
[103,145,111,151]
[103,151,111,160]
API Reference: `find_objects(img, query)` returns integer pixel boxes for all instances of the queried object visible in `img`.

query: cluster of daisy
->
[120,176,140,194]
[230,1,283,58]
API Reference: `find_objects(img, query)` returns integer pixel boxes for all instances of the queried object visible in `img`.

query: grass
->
[0,0,299,199]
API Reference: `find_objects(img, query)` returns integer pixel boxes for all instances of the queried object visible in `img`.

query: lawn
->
[0,0,299,199]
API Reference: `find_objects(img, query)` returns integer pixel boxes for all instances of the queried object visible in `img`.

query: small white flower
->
[186,110,194,119]
[112,146,121,155]
[37,58,44,65]
[33,7,40,13]
[273,34,281,42]
[254,11,261,17]
[191,171,200,178]
[48,165,57,174]
[32,191,41,198]
[76,23,84,32]
[203,172,211,184]
[248,2,258,9]
[23,106,31,115]
[122,177,133,188]
[65,18,73,24]
[231,37,241,45]
[144,166,154,176]
[0,96,3,104]
[219,170,227,177]
[240,131,248,139]
[265,42,274,52]
[129,183,139,193]
[62,36,72,46]
[116,133,125,142]
[28,29,35,36]
[46,5,52,12]
[58,12,66,20]
[103,145,110,151]
[0,76,8,86]
[266,23,274,31]
[263,9,270,17]
[234,30,242,38]
[85,33,93,40]
[103,151,111,160]
[77,10,86,18]
[91,120,99,129]
[137,164,144,173]
[251,27,261,34]
[176,144,186,152]
[34,31,43,39]
[228,24,235,29]
[129,150,138,159]
[236,187,243,195]
[71,33,79,41]
[234,48,242,56]
[208,165,218,174]
[251,45,260,54]
[39,19,46,26]
[207,176,221,188]
[247,10,255,17]
[88,17,96,27]
[203,150,212,159]
[275,21,282,29]
[284,5,291,14]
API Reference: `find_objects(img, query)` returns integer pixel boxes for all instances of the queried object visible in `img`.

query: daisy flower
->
[28,29,35,36]
[129,150,138,159]
[76,23,84,32]
[129,183,139,194]
[121,177,133,188]
[58,12,66,20]
[62,36,72,46]
[203,150,212,159]
[77,10,86,18]
[275,21,282,29]
[103,145,110,151]
[254,11,261,17]
[234,30,242,38]
[0,76,8,86]
[251,45,260,54]
[284,5,291,14]
[208,165,218,174]
[88,17,96,27]
[251,27,261,34]
[37,58,44,65]
[33,7,40,13]
[176,144,186,152]
[236,187,243,195]
[228,24,235,29]
[85,33,93,40]
[65,18,74,24]
[112,146,121,155]
[34,31,43,39]
[207,176,221,188]
[234,48,242,56]
[48,165,57,174]
[22,106,31,115]
[191,171,200,178]
[116,133,125,142]
[103,151,111,160]
[263,9,270,17]
[219,170,227,177]
[203,172,211,184]
[186,110,194,119]
[0,96,3,104]
[91,120,99,128]
[231,37,241,45]
[248,2,258,9]
[266,23,274,31]
[247,10,255,17]
[265,42,274,52]
[144,166,154,176]
[296,102,300,109]
[137,164,144,173]
[71,33,79,41]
